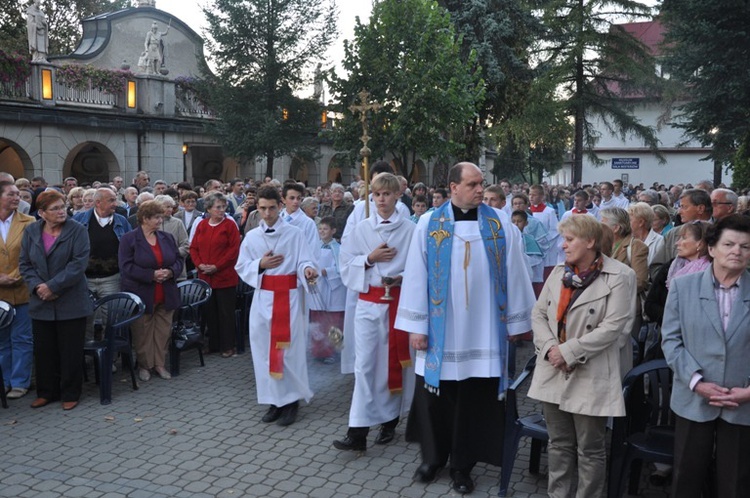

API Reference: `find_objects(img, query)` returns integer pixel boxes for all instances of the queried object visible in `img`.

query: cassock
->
[235,219,315,406]
[340,211,415,428]
[338,197,411,374]
[395,203,535,470]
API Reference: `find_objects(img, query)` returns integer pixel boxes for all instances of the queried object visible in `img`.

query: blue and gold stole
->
[425,202,509,396]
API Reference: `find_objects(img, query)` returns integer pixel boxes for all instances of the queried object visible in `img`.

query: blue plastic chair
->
[83,292,144,405]
[499,355,548,496]
[169,279,212,376]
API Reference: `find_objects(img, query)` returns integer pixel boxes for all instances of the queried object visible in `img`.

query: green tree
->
[495,67,572,182]
[203,0,337,179]
[0,0,27,54]
[537,0,663,183]
[438,0,543,162]
[330,0,483,179]
[661,0,750,167]
[1,0,130,56]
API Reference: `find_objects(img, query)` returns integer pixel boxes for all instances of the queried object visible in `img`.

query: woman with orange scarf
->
[528,215,637,498]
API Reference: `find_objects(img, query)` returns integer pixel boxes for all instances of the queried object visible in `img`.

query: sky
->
[154,0,373,86]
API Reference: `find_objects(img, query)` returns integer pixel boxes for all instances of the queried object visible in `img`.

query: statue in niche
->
[313,63,324,102]
[26,0,49,63]
[144,20,170,74]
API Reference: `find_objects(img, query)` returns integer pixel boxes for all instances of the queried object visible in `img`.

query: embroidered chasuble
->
[395,203,535,398]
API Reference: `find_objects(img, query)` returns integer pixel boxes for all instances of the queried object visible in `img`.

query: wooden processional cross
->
[349,90,381,217]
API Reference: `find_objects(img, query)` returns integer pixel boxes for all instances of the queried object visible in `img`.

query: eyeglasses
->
[46,205,66,212]
[712,201,733,206]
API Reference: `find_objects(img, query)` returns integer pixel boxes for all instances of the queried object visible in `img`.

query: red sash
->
[358,286,412,393]
[260,274,298,379]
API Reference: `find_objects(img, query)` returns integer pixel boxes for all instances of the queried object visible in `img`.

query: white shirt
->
[0,212,14,242]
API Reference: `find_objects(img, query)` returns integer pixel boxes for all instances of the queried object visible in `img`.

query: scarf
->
[425,202,508,396]
[556,255,603,343]
[530,203,547,213]
[666,255,711,289]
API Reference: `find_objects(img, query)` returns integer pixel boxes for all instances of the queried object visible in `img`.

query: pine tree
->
[203,0,337,179]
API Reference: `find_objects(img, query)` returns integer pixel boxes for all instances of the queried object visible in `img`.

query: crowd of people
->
[1,166,749,496]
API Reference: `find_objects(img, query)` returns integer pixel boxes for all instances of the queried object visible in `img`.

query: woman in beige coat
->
[528,215,637,498]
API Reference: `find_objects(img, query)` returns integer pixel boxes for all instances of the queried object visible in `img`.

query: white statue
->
[144,20,170,74]
[313,63,324,102]
[26,0,49,63]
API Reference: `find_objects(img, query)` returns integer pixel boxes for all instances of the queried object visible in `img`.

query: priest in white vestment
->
[235,186,317,427]
[395,163,535,494]
[333,173,415,452]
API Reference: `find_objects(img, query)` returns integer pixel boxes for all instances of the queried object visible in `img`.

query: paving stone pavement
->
[0,341,671,497]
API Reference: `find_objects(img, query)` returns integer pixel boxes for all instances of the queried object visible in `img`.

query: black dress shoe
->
[333,435,366,451]
[374,426,395,445]
[261,405,281,423]
[413,463,441,483]
[277,401,298,426]
[450,469,475,494]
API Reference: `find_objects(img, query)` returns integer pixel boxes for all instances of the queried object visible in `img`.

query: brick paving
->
[0,341,671,497]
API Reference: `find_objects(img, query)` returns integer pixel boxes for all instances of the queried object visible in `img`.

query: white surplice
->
[395,206,535,381]
[280,208,321,263]
[309,239,346,312]
[531,205,561,268]
[338,197,411,374]
[235,219,315,406]
[340,212,415,426]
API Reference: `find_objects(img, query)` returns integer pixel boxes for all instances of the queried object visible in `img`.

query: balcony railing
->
[0,79,31,100]
[175,87,214,118]
[54,80,118,108]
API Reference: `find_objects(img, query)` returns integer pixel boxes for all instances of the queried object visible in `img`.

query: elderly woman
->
[529,215,636,498]
[301,196,320,226]
[82,188,96,212]
[629,202,668,271]
[661,215,750,497]
[119,200,183,381]
[644,221,711,342]
[0,182,35,399]
[600,207,649,296]
[66,186,85,216]
[154,194,189,280]
[19,190,92,410]
[189,192,240,357]
[652,204,674,236]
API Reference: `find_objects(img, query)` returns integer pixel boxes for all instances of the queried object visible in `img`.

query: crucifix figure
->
[349,90,381,217]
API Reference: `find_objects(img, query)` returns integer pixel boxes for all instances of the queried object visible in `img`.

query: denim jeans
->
[0,303,33,389]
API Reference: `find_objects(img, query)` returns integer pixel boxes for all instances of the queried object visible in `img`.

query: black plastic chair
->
[607,359,674,498]
[83,292,145,405]
[234,279,253,354]
[169,279,212,376]
[499,355,548,497]
[0,300,16,409]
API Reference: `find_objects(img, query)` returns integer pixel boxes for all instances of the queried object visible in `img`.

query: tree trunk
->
[572,0,585,185]
[265,151,275,180]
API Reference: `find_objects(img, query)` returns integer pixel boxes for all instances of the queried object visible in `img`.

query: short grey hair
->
[154,194,177,207]
[638,189,659,205]
[203,191,227,210]
[713,188,738,208]
[330,183,345,193]
[600,207,632,236]
[301,197,319,210]
[136,192,154,205]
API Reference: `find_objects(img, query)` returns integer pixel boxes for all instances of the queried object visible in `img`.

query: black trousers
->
[406,375,505,471]
[32,317,86,402]
[205,286,236,352]
[673,414,750,498]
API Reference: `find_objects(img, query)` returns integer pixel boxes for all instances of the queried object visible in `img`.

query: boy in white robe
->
[235,186,318,427]
[339,161,411,375]
[334,173,415,452]
[309,216,346,363]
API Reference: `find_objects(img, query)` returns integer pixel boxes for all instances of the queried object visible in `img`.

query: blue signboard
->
[611,158,640,169]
